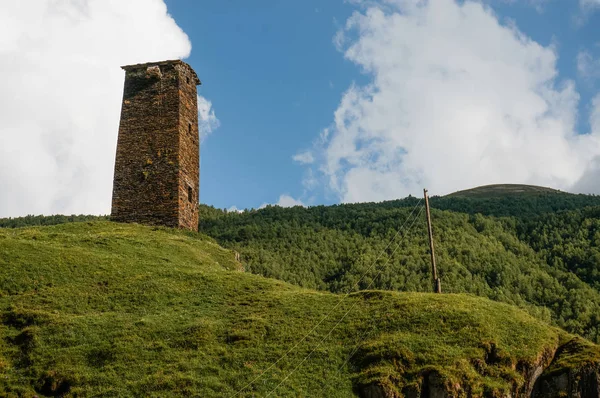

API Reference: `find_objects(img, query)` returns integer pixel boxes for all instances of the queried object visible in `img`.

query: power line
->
[320,206,427,395]
[265,205,425,397]
[231,200,423,397]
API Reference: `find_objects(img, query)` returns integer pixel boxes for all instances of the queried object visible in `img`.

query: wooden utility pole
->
[424,189,441,293]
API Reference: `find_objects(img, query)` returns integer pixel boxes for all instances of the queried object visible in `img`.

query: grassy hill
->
[446,184,562,198]
[0,215,108,229]
[432,184,600,218]
[198,201,600,344]
[1,222,599,397]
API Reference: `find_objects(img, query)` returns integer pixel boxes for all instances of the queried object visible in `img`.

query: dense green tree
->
[4,190,600,342]
[198,197,600,342]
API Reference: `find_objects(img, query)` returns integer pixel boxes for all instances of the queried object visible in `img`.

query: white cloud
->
[276,194,305,207]
[227,206,244,213]
[592,94,600,133]
[292,151,315,164]
[581,0,600,10]
[302,168,319,190]
[0,0,201,217]
[259,195,305,209]
[198,95,220,141]
[497,0,549,13]
[577,50,600,81]
[303,0,600,203]
[572,94,600,193]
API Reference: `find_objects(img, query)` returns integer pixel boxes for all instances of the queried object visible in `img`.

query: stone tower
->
[111,60,201,231]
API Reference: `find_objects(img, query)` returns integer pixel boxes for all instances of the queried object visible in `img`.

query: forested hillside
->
[518,207,600,290]
[3,187,600,344]
[432,187,600,218]
[198,189,600,343]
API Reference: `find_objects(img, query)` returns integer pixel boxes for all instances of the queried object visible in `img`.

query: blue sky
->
[165,0,361,210]
[1,0,600,217]
[164,0,600,211]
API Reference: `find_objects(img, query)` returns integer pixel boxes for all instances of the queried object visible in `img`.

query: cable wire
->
[231,200,423,397]
[264,205,425,397]
[321,205,427,395]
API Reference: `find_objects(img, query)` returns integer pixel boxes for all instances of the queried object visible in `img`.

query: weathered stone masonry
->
[111,60,200,231]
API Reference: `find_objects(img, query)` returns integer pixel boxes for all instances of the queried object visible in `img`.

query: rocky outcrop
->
[532,367,599,398]
[532,338,600,398]
[517,345,557,397]
[356,338,600,398]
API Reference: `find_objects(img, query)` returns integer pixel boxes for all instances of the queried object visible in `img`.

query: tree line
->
[3,192,600,342]
[198,194,600,343]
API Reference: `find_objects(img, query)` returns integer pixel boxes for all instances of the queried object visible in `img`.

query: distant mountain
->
[431,184,600,218]
[446,184,563,198]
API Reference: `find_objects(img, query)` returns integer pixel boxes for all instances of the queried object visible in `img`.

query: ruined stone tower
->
[111,60,200,231]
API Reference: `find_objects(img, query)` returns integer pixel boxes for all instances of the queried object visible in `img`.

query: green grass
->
[0,222,597,397]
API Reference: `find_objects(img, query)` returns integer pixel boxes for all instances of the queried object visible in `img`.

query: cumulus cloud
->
[259,195,305,209]
[592,95,600,132]
[580,0,600,10]
[572,95,600,193]
[198,95,220,141]
[303,0,600,203]
[577,50,600,81]
[500,0,549,13]
[292,151,315,164]
[0,0,213,217]
[227,206,244,213]
[276,194,305,207]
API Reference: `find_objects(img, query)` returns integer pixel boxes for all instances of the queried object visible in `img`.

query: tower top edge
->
[121,59,201,85]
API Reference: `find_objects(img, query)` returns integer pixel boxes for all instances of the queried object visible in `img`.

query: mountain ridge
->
[446,184,564,198]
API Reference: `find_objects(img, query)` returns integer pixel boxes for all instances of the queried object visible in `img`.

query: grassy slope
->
[199,203,600,342]
[432,187,600,219]
[446,184,561,198]
[0,222,597,397]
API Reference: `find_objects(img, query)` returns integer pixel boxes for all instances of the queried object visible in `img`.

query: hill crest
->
[446,184,563,198]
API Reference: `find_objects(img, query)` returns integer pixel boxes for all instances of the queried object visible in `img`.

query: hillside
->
[3,189,600,345]
[1,222,599,397]
[0,215,108,229]
[198,201,600,344]
[446,184,561,198]
[432,185,600,218]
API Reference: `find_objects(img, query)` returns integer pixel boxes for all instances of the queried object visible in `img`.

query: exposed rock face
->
[518,346,557,397]
[111,60,200,231]
[357,374,441,398]
[360,369,600,398]
[531,338,600,398]
[421,372,448,398]
[532,366,599,397]
[359,383,397,398]
[356,339,600,398]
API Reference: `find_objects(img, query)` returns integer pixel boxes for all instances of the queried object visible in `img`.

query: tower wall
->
[111,60,200,231]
